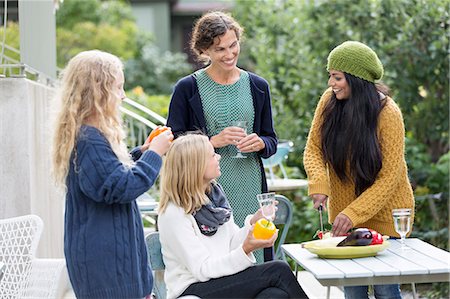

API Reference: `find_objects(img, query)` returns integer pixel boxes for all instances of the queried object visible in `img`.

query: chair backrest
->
[262,143,291,168]
[273,195,293,260]
[0,215,43,298]
[18,258,69,299]
[262,141,293,181]
[145,232,166,299]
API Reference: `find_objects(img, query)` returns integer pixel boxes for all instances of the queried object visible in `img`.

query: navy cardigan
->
[166,71,277,192]
[64,125,160,298]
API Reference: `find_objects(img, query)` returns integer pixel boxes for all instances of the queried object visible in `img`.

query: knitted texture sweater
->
[64,125,161,298]
[304,90,414,237]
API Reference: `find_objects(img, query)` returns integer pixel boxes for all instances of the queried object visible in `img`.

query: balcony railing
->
[121,97,167,149]
[1,43,57,86]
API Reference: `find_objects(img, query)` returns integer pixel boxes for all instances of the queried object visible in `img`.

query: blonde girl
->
[52,50,172,299]
[158,134,307,299]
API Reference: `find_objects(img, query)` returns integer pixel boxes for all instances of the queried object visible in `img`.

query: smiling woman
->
[166,11,278,263]
[303,40,414,299]
[157,134,307,299]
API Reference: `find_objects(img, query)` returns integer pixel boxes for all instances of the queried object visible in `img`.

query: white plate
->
[302,237,390,259]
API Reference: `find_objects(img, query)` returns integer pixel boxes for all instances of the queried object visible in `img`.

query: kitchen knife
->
[318,204,324,233]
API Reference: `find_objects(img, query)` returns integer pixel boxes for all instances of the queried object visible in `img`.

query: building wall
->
[18,0,57,79]
[130,0,233,66]
[131,1,171,52]
[0,78,64,258]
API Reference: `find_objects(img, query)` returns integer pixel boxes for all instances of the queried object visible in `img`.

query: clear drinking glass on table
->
[392,208,412,250]
[231,120,247,159]
[257,192,276,221]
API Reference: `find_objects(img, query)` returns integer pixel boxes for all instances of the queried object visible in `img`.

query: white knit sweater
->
[158,202,256,299]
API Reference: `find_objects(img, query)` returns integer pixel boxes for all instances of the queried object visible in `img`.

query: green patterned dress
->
[195,69,264,262]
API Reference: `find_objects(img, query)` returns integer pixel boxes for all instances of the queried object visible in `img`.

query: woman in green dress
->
[166,11,277,262]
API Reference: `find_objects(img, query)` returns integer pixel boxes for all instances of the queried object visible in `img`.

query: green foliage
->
[127,87,171,118]
[234,0,449,164]
[56,0,135,29]
[56,0,140,67]
[56,0,101,29]
[411,150,449,244]
[98,0,136,25]
[56,0,191,93]
[234,2,449,295]
[57,20,139,67]
[0,22,20,62]
[124,45,193,95]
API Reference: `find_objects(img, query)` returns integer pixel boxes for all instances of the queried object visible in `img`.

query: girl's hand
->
[210,126,247,148]
[311,193,328,210]
[147,128,173,156]
[242,226,279,255]
[237,133,265,153]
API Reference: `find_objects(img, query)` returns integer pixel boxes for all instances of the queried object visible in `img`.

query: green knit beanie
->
[327,41,384,82]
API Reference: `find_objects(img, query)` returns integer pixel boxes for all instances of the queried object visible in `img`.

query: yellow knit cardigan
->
[303,89,415,237]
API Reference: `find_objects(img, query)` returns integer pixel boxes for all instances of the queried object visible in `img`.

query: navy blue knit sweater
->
[64,125,160,298]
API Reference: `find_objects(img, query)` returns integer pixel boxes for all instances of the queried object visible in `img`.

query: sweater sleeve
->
[159,206,254,283]
[303,90,332,196]
[257,79,278,159]
[229,214,254,252]
[166,77,192,138]
[342,99,407,225]
[77,132,162,204]
[129,146,143,161]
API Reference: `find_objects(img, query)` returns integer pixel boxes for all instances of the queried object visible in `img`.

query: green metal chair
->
[262,141,293,182]
[145,232,201,299]
[273,194,294,261]
[145,232,166,299]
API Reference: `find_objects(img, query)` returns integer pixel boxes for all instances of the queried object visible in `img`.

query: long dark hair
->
[321,73,388,196]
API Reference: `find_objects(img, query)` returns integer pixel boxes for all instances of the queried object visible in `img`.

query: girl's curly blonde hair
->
[52,50,131,186]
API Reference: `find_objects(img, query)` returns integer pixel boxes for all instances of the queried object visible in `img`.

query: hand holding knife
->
[318,204,324,234]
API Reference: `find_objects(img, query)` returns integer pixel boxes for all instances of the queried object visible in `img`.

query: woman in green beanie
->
[304,41,415,299]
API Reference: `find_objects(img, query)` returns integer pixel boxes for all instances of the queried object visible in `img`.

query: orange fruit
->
[146,126,169,143]
[253,218,276,240]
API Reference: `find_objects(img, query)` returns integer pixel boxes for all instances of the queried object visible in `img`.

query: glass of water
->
[392,208,412,250]
[231,120,248,158]
[257,192,276,221]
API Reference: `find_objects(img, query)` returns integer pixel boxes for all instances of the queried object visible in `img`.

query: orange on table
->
[146,126,169,143]
[253,218,276,240]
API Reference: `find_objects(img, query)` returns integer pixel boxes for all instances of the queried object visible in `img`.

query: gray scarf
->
[193,183,232,236]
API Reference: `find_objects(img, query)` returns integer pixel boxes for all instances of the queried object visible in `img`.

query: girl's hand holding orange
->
[147,127,173,157]
[146,126,170,143]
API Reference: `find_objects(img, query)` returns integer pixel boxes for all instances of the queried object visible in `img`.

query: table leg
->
[326,286,330,299]
[411,283,417,299]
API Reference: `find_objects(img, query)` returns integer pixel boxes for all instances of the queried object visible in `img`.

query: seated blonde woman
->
[158,134,307,299]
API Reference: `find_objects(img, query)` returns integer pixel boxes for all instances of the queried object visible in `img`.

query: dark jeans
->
[344,284,402,299]
[180,260,308,299]
[264,247,274,261]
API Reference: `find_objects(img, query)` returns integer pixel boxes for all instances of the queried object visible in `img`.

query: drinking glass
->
[257,192,276,221]
[231,120,247,159]
[392,208,412,250]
